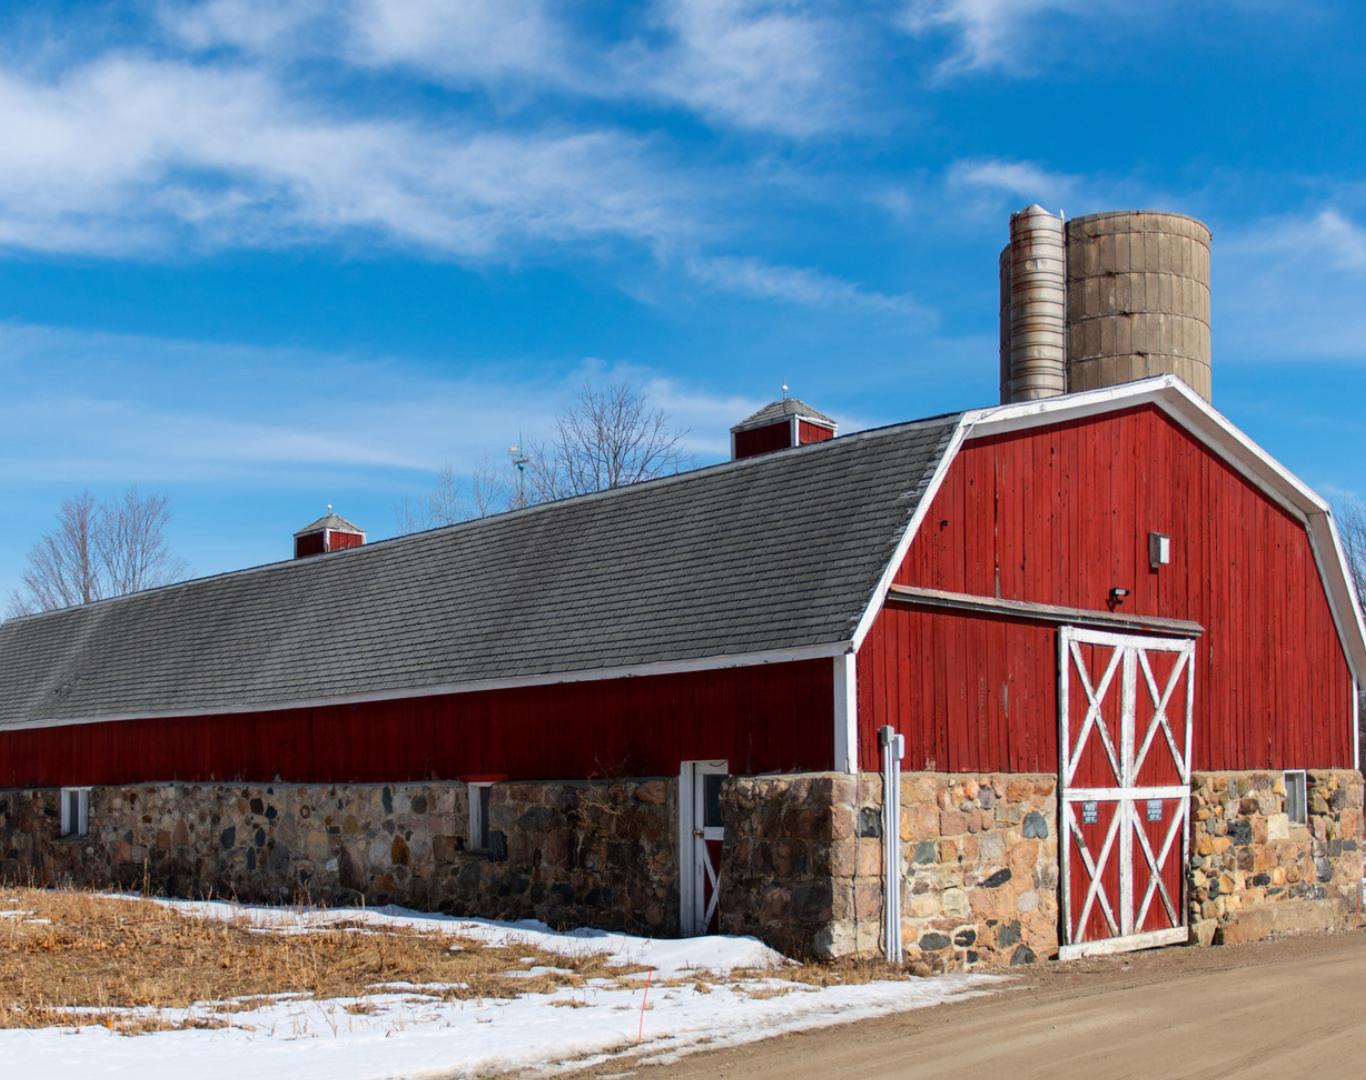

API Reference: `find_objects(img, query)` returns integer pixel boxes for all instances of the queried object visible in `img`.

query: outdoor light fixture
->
[1109,587,1130,605]
[1149,532,1172,569]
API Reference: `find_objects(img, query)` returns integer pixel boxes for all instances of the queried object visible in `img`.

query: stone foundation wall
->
[1189,770,1363,944]
[717,772,883,959]
[1,766,1357,964]
[0,779,678,935]
[895,773,1060,971]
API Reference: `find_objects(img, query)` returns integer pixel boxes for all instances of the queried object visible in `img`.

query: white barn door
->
[1059,627,1195,959]
[678,759,727,935]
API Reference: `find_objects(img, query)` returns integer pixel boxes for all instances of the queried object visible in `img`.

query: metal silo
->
[1001,205,1068,402]
[1065,211,1211,400]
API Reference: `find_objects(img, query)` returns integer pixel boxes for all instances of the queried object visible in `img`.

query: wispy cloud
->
[162,0,862,138]
[0,54,697,259]
[629,0,862,138]
[899,0,1113,77]
[1227,207,1366,270]
[0,321,755,487]
[946,158,1079,208]
[685,254,925,316]
[1218,207,1366,363]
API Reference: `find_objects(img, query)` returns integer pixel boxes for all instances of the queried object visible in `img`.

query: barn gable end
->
[849,378,1364,966]
[857,401,1354,773]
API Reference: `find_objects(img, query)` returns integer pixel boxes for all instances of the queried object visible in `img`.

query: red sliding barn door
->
[1059,627,1195,959]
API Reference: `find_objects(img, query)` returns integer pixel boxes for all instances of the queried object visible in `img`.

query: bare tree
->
[394,455,517,533]
[526,380,689,502]
[1339,498,1366,604]
[8,487,187,617]
[469,453,512,518]
[394,380,687,531]
[1336,499,1366,770]
[395,462,466,533]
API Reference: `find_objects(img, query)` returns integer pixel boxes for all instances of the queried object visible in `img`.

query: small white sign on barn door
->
[1059,627,1195,960]
[678,759,727,936]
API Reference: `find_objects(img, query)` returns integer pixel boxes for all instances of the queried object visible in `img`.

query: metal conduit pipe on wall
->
[879,724,905,963]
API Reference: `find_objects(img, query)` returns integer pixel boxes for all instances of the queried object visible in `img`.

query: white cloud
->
[0,55,694,258]
[630,0,860,138]
[1218,207,1366,363]
[161,0,337,57]
[946,158,1078,208]
[0,47,901,311]
[0,322,754,485]
[163,0,860,138]
[1228,207,1366,270]
[900,0,1127,78]
[346,0,592,93]
[685,254,924,316]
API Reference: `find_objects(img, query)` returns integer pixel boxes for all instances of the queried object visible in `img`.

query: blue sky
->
[3,0,1366,598]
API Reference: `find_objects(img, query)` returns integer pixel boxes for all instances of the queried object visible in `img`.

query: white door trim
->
[1059,626,1195,959]
[678,759,728,936]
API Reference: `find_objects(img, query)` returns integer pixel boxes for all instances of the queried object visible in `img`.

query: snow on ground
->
[0,899,1005,1079]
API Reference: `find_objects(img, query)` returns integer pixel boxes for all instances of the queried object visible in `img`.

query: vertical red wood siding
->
[733,423,793,459]
[797,421,835,445]
[0,659,834,788]
[328,531,364,551]
[293,532,326,558]
[858,405,1353,772]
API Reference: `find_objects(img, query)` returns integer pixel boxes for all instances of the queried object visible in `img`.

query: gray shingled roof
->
[731,397,836,432]
[0,415,960,727]
[294,512,364,537]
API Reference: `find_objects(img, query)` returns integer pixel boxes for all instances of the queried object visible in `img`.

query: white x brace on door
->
[679,760,727,936]
[1059,627,1195,959]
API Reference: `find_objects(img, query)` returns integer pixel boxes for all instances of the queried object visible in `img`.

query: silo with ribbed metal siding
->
[1001,205,1069,402]
[1064,210,1211,401]
[998,243,1013,404]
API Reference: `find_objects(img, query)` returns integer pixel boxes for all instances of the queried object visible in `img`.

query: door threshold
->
[1059,925,1188,960]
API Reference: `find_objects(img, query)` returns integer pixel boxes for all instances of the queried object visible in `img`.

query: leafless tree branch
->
[526,380,689,502]
[396,380,687,531]
[395,462,468,533]
[395,456,517,533]
[7,488,186,617]
[1339,498,1366,606]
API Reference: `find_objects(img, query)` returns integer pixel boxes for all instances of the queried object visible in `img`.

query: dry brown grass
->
[756,958,913,987]
[0,887,643,1033]
[0,888,918,1037]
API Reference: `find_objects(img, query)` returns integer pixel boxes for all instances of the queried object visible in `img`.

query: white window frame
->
[1284,770,1308,827]
[468,782,493,852]
[59,787,90,839]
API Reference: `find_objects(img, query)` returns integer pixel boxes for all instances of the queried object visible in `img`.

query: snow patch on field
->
[0,899,1003,1078]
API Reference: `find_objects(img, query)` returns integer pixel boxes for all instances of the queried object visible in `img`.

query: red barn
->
[1,210,1362,968]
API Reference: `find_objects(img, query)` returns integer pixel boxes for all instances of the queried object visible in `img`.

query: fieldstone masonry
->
[893,773,1060,971]
[0,779,678,936]
[718,772,883,958]
[1189,770,1363,945]
[0,767,1358,966]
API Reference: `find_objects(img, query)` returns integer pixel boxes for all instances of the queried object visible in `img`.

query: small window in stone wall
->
[1285,770,1307,827]
[60,787,90,839]
[469,783,492,851]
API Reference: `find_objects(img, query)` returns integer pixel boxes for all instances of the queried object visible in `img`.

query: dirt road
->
[577,931,1366,1080]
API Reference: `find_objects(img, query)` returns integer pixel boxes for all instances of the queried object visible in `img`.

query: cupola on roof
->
[731,397,836,433]
[293,512,365,538]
